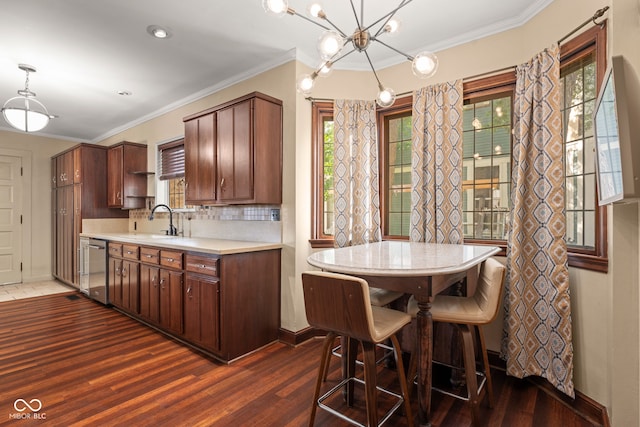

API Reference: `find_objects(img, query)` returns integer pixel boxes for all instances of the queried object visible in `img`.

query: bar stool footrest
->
[318,376,404,427]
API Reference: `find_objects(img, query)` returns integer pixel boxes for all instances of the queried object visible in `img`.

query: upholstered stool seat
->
[407,257,506,426]
[302,271,413,427]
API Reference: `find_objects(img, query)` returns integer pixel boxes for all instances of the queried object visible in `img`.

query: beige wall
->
[0,130,76,281]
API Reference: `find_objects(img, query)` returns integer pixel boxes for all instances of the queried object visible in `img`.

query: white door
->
[0,155,22,285]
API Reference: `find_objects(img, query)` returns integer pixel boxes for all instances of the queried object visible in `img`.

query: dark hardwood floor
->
[0,292,602,426]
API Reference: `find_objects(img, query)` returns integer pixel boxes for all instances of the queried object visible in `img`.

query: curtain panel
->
[333,99,382,248]
[501,45,574,398]
[410,80,464,244]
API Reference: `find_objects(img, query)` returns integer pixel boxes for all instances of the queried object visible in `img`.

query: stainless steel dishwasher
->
[79,237,108,304]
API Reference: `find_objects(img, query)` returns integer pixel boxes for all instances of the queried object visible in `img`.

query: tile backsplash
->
[128,205,282,243]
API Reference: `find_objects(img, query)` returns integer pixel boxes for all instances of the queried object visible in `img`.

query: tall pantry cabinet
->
[51,144,127,286]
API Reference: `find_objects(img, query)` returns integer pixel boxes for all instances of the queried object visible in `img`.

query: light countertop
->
[80,232,282,255]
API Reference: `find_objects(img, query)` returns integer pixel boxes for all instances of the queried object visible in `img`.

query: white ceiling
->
[0,0,554,142]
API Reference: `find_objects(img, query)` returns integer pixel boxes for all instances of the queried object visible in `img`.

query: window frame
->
[378,96,413,240]
[462,72,516,256]
[309,22,608,271]
[559,22,608,272]
[310,101,335,248]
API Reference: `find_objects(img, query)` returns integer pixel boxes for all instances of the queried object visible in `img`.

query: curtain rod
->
[306,6,610,103]
[557,6,608,45]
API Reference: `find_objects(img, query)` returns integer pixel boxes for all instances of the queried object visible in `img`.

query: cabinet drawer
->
[122,244,139,260]
[140,247,160,264]
[108,243,123,258]
[160,250,183,270]
[185,254,219,277]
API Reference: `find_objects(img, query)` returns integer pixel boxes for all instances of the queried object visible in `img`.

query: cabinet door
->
[121,260,139,314]
[51,157,58,188]
[184,114,216,204]
[107,145,123,207]
[140,264,160,324]
[73,147,82,183]
[108,257,123,307]
[217,100,253,202]
[55,185,74,284]
[184,274,220,352]
[159,269,183,334]
[73,184,82,286]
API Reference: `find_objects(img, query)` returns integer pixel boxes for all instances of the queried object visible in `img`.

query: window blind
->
[158,139,184,180]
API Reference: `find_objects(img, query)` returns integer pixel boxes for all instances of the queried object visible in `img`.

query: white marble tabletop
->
[307,241,500,276]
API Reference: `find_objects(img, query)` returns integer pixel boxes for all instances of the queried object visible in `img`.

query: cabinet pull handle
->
[160,278,165,289]
[199,264,206,269]
[166,258,174,262]
[152,276,157,287]
[186,286,192,297]
[145,254,153,258]
[127,251,134,255]
[220,177,225,188]
[115,267,121,276]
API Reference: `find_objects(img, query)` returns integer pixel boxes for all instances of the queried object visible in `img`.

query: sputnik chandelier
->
[262,0,438,107]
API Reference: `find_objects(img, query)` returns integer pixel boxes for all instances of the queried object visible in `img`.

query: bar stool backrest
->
[472,257,506,324]
[302,271,375,343]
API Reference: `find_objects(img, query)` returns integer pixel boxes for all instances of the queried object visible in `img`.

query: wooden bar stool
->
[407,257,506,426]
[302,271,413,427]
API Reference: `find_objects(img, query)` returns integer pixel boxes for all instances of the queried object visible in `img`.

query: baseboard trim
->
[278,326,322,346]
[488,351,610,427]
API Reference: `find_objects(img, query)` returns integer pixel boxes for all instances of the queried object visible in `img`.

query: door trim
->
[0,148,31,284]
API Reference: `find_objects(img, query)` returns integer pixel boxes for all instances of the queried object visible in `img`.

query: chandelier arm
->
[320,48,358,70]
[372,38,414,61]
[373,0,410,37]
[290,10,332,32]
[349,0,362,30]
[363,0,414,34]
[363,50,383,88]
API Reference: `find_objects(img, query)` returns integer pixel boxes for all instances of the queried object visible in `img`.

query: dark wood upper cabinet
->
[184,113,217,204]
[183,92,282,205]
[107,141,148,209]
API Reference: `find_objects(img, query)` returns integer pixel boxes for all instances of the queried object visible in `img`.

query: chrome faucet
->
[148,204,178,236]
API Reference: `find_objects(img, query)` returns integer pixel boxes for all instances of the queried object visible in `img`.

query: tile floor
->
[0,280,75,302]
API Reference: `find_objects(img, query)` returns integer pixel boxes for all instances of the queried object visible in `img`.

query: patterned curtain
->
[410,80,464,244]
[501,45,574,398]
[333,100,381,248]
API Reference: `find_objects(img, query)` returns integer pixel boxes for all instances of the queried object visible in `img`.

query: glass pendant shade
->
[262,0,288,16]
[384,19,401,35]
[2,96,50,132]
[317,61,333,77]
[412,51,438,78]
[296,74,316,94]
[317,31,344,60]
[376,87,396,108]
[307,3,323,18]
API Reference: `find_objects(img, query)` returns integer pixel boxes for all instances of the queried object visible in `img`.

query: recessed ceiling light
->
[146,25,172,39]
[118,90,132,96]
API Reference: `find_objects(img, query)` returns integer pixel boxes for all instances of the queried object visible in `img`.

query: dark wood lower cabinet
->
[184,274,221,353]
[139,264,160,324]
[107,241,280,363]
[159,269,183,335]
